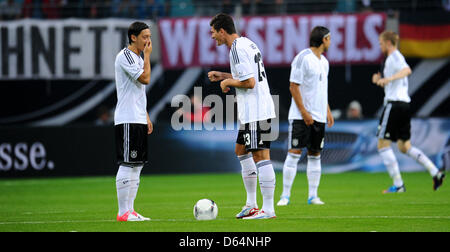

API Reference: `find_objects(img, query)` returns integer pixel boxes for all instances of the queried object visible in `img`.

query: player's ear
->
[131,34,137,44]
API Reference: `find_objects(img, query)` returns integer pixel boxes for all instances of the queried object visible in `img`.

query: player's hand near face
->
[144,40,152,56]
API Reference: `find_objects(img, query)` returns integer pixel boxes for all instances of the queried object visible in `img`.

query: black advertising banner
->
[0,126,117,177]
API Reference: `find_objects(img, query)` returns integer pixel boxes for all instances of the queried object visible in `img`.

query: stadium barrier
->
[1,118,448,178]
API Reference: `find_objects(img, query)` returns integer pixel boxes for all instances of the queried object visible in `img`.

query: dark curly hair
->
[128,21,149,45]
[210,13,237,35]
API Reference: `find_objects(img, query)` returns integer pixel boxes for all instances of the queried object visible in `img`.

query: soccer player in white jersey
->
[208,13,277,219]
[372,31,445,193]
[277,26,334,206]
[114,22,153,221]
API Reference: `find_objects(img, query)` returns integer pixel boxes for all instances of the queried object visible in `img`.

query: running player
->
[208,13,277,219]
[277,26,334,206]
[372,30,445,193]
[114,21,153,221]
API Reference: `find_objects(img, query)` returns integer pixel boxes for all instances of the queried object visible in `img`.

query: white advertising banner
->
[0,18,158,80]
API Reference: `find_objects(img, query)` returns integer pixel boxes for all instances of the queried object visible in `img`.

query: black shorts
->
[236,119,272,151]
[288,120,325,153]
[115,123,148,166]
[377,101,411,142]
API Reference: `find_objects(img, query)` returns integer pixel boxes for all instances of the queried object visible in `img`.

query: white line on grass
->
[0,216,449,225]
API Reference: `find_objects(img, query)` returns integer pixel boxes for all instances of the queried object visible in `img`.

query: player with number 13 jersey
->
[208,13,276,219]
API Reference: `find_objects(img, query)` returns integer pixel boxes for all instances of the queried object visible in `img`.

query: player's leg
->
[378,139,405,193]
[278,149,301,206]
[247,148,276,219]
[278,120,303,206]
[116,164,132,216]
[127,124,150,220]
[235,127,259,219]
[115,124,130,216]
[398,140,445,190]
[398,139,438,176]
[306,122,325,205]
[377,103,405,193]
[306,151,323,204]
[116,124,149,221]
[236,143,258,209]
[127,165,143,212]
[243,120,276,219]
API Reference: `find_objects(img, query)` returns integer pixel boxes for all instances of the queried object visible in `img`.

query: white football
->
[193,199,218,220]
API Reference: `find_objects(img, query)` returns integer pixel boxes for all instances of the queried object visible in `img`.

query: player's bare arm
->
[289,82,314,126]
[147,113,153,135]
[376,67,411,87]
[208,71,232,82]
[220,77,255,93]
[138,40,152,84]
[327,104,334,128]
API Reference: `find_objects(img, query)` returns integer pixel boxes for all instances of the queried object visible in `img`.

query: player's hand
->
[372,72,381,84]
[144,40,152,55]
[208,71,223,82]
[220,79,231,93]
[302,111,314,126]
[147,118,153,135]
[376,77,390,87]
[327,112,334,128]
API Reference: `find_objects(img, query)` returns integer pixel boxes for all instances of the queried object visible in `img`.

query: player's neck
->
[226,34,240,48]
[387,47,396,56]
[310,46,323,59]
[127,44,141,56]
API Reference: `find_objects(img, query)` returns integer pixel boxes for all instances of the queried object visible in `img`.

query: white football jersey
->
[114,48,147,125]
[288,48,329,123]
[383,50,411,103]
[229,37,276,124]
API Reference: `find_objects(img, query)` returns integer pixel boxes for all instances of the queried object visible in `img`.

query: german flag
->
[399,11,450,58]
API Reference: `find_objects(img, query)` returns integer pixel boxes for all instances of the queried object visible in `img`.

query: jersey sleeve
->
[395,53,410,72]
[232,46,254,81]
[118,53,144,81]
[289,55,307,85]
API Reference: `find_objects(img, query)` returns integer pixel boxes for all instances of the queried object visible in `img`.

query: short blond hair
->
[380,30,399,47]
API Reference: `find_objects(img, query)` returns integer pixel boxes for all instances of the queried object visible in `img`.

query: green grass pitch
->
[0,172,448,232]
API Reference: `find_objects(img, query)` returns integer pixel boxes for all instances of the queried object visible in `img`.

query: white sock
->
[116,165,132,216]
[128,165,143,213]
[379,147,403,187]
[257,160,276,215]
[407,146,439,177]
[238,153,258,208]
[282,152,301,198]
[307,155,321,199]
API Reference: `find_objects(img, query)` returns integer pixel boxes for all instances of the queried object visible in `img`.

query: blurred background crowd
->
[1,0,449,21]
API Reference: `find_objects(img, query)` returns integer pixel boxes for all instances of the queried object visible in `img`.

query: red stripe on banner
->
[400,24,450,41]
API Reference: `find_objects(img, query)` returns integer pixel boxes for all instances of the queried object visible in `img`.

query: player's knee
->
[235,145,248,157]
[307,150,320,156]
[398,144,409,154]
[252,150,270,164]
[252,154,264,164]
[397,140,411,154]
[288,149,302,155]
[377,139,391,150]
